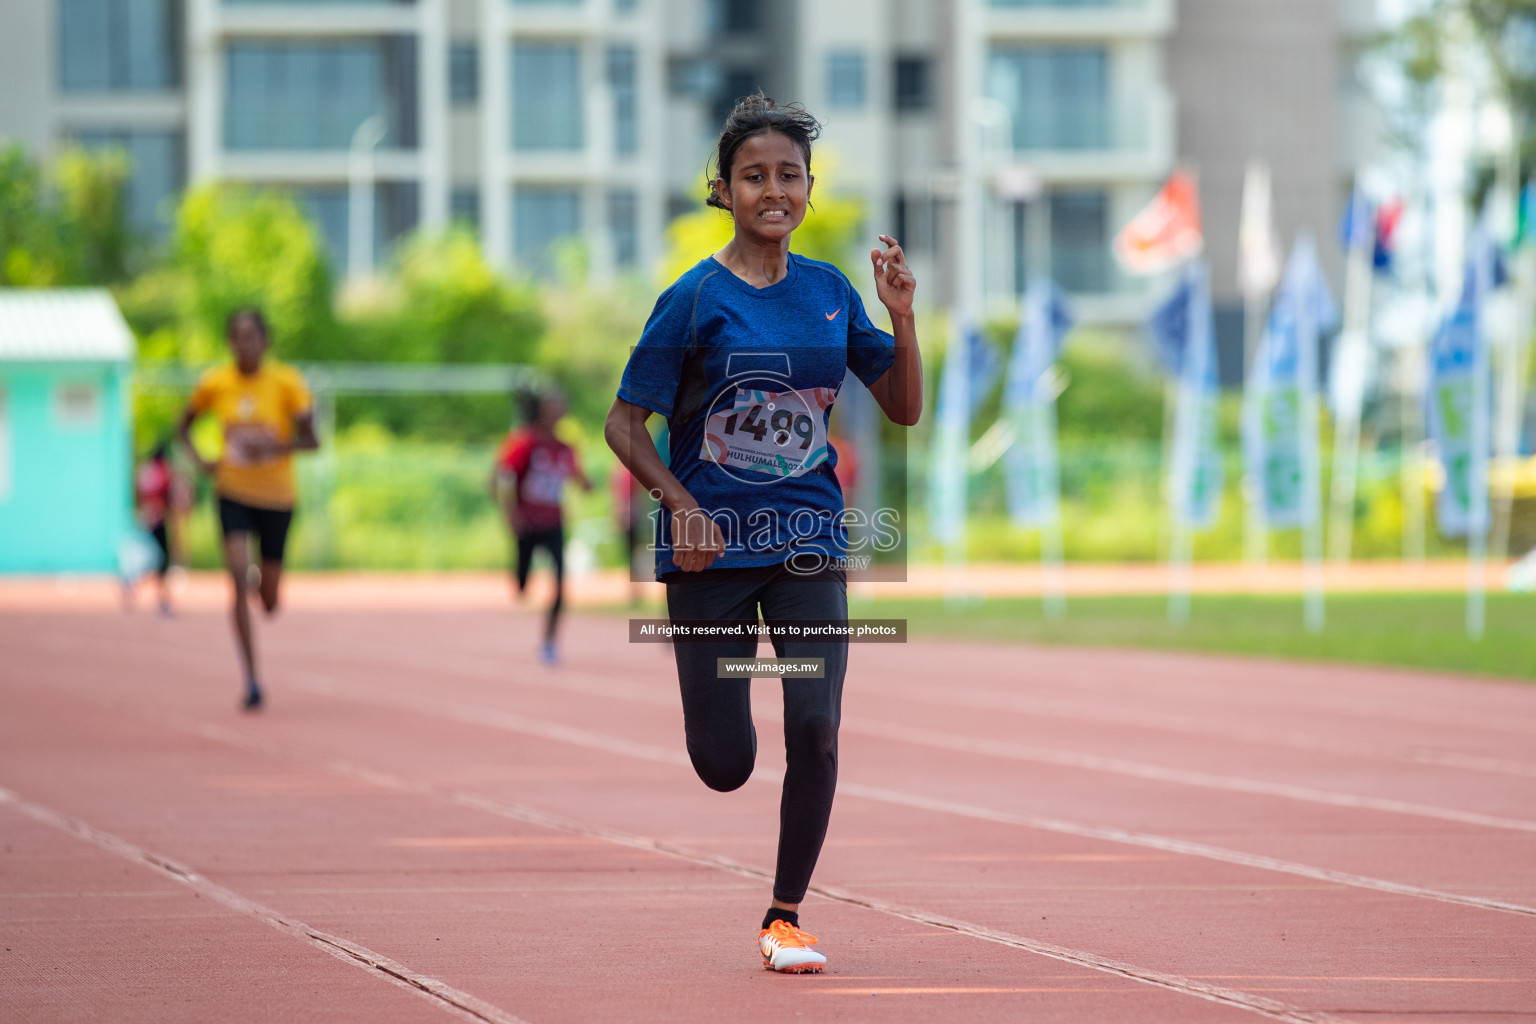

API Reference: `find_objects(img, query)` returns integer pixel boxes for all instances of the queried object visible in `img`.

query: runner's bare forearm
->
[873,312,923,426]
[287,414,319,453]
[603,399,697,514]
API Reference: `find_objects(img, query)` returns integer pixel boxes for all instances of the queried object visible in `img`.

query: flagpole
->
[1036,301,1066,624]
[1469,314,1490,639]
[936,318,970,607]
[1168,364,1193,628]
[1242,291,1268,566]
[1400,328,1429,564]
[1238,160,1278,568]
[1026,193,1066,621]
[1167,259,1209,628]
[1113,169,1206,624]
[1328,188,1374,564]
[1298,244,1326,633]
[1489,178,1533,566]
[1465,231,1495,639]
[1499,232,1536,564]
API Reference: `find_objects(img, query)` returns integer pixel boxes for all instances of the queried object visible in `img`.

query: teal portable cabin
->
[0,290,136,573]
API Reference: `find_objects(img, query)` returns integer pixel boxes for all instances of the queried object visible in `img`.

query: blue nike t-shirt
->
[618,254,896,577]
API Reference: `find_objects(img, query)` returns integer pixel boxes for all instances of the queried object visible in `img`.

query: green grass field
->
[839,591,1536,682]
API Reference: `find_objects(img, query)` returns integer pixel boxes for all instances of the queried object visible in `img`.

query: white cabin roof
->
[0,289,135,363]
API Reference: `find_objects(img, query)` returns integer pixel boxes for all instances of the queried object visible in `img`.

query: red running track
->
[2,600,1534,1023]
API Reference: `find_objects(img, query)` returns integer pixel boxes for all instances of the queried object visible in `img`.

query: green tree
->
[1378,2,1536,174]
[0,143,129,286]
[343,229,544,364]
[536,274,650,432]
[330,230,547,439]
[170,183,336,360]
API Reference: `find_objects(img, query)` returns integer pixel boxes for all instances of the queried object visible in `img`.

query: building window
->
[667,194,695,222]
[296,181,419,277]
[893,57,929,112]
[607,46,638,155]
[450,187,481,230]
[54,382,102,429]
[1050,189,1110,293]
[989,0,1116,6]
[74,130,185,237]
[60,0,180,91]
[613,0,637,11]
[893,191,932,255]
[513,0,582,5]
[515,187,581,278]
[711,67,762,128]
[987,45,1108,151]
[449,42,479,105]
[223,0,415,5]
[668,57,720,99]
[827,51,865,108]
[710,0,757,36]
[608,189,638,269]
[225,38,419,151]
[512,43,583,151]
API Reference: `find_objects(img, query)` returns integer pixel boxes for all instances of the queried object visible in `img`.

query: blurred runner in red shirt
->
[492,389,591,664]
[130,443,180,615]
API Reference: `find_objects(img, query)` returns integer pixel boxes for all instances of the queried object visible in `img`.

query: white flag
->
[1003,279,1073,527]
[1242,233,1336,528]
[1428,230,1503,537]
[1239,160,1281,298]
[1150,261,1223,528]
[928,320,975,546]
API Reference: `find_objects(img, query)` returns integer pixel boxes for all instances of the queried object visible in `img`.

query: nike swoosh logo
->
[825,309,841,321]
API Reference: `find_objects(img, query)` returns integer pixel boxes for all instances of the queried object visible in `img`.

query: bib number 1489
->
[724,403,815,450]
[700,386,835,479]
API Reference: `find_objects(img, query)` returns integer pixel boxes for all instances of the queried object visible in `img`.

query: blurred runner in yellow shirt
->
[178,308,318,710]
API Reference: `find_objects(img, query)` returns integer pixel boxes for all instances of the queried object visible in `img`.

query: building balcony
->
[215,149,424,181]
[216,3,421,36]
[983,0,1174,40]
[984,90,1174,181]
[497,0,636,36]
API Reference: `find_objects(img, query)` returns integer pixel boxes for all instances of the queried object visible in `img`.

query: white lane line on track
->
[16,629,1536,913]
[308,620,1536,737]
[286,653,1536,837]
[284,632,1536,763]
[182,721,1353,1024]
[0,786,530,1024]
[865,679,1536,781]
[888,638,1536,737]
[38,622,1536,789]
[846,718,1536,835]
[286,670,1536,919]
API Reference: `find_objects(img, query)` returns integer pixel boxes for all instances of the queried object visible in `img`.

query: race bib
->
[522,449,569,505]
[700,387,836,479]
[223,423,278,467]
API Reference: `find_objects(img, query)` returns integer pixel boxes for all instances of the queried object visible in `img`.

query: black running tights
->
[663,562,848,904]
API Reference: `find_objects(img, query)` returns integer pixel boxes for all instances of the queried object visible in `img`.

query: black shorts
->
[149,521,170,576]
[514,526,565,592]
[218,497,294,563]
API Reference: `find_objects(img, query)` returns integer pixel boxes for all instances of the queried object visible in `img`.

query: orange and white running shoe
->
[758,920,826,973]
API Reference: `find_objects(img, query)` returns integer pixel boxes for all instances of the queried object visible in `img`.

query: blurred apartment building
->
[0,0,1383,329]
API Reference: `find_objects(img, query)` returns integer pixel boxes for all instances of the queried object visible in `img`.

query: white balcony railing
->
[989,91,1173,168]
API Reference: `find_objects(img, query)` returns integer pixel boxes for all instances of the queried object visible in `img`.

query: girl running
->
[493,388,591,665]
[604,94,921,973]
[129,442,182,616]
[178,308,317,710]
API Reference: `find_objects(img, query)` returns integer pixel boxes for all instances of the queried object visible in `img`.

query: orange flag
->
[1113,170,1204,275]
